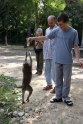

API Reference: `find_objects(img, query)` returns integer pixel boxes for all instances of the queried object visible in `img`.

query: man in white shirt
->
[43,15,57,93]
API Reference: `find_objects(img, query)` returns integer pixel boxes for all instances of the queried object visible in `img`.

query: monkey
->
[22,51,33,104]
[15,51,33,104]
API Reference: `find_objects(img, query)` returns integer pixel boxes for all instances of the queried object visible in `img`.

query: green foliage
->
[64,0,83,25]
[0,74,17,103]
[64,0,83,38]
[0,74,16,83]
[60,120,63,124]
[0,74,21,123]
[39,0,65,33]
[0,0,83,45]
[0,0,39,44]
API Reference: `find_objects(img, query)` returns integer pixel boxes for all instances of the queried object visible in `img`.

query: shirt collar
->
[49,24,57,30]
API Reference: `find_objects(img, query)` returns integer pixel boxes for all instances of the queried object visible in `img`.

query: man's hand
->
[74,45,83,68]
[26,37,33,43]
[78,60,83,68]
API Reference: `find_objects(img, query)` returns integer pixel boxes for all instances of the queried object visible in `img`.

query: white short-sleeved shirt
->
[47,27,79,64]
[43,25,57,59]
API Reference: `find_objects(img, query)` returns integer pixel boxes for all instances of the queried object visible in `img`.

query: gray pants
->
[36,51,43,73]
[55,63,72,100]
[45,59,56,85]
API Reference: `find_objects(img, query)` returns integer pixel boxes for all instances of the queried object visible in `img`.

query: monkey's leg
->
[26,85,33,102]
[22,87,25,104]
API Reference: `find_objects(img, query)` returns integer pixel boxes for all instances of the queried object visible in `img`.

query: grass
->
[60,120,63,124]
[0,74,21,124]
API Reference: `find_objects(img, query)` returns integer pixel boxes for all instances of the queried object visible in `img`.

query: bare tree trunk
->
[24,2,39,48]
[5,29,8,46]
[35,2,39,33]
[81,27,83,47]
[24,21,31,48]
[2,19,8,46]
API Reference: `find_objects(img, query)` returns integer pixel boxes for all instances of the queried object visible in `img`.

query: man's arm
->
[74,45,80,63]
[26,36,48,43]
[74,45,83,67]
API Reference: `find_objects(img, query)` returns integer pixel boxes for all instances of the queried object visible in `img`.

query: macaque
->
[22,51,33,104]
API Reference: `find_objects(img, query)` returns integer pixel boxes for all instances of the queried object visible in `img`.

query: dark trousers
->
[36,51,43,73]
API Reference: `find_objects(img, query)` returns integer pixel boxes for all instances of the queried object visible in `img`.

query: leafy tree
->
[0,0,34,45]
[0,0,10,45]
[39,0,65,33]
[64,0,83,45]
[0,0,66,45]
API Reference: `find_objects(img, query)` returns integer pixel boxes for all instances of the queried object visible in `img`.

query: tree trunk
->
[35,2,39,33]
[81,27,83,47]
[24,21,31,48]
[4,30,8,46]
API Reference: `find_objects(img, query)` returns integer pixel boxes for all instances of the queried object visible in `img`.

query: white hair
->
[37,28,43,32]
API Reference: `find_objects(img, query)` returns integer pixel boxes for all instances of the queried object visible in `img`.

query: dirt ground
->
[0,45,83,124]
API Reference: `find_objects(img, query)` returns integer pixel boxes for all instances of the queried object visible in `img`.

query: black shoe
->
[35,72,38,74]
[38,72,42,75]
[64,100,73,106]
[50,98,62,103]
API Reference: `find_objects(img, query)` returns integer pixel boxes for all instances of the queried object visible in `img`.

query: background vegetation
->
[0,74,21,123]
[0,0,83,46]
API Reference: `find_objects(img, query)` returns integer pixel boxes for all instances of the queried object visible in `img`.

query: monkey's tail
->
[17,86,23,88]
[14,84,23,88]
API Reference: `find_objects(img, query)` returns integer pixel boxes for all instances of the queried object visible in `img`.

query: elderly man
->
[43,15,57,93]
[26,12,83,106]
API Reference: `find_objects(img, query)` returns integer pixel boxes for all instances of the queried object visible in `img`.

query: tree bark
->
[4,29,8,46]
[24,21,31,48]
[35,2,39,33]
[81,27,83,47]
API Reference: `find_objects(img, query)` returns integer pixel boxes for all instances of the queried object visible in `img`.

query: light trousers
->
[45,59,56,85]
